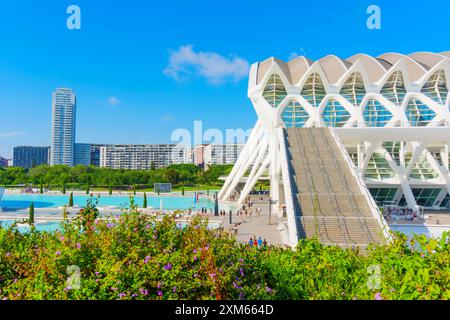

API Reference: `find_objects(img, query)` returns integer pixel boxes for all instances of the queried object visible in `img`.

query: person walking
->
[248,238,253,246]
[257,237,263,248]
[263,239,268,248]
[253,238,258,247]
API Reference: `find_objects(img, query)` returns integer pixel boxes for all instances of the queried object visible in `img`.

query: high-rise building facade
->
[0,156,9,168]
[90,144,105,167]
[74,143,91,166]
[13,146,50,169]
[51,88,76,166]
[99,144,188,170]
[203,144,244,167]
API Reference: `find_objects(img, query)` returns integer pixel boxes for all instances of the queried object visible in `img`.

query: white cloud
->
[107,96,120,106]
[0,131,24,139]
[163,45,250,84]
[161,114,175,121]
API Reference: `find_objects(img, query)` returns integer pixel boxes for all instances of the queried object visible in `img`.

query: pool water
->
[0,193,215,211]
[0,220,61,233]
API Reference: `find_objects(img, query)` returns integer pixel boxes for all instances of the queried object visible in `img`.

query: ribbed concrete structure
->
[219,51,450,247]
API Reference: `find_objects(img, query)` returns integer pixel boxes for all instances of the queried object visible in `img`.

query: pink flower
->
[164,263,172,271]
[157,290,163,297]
[75,243,81,249]
[374,292,383,300]
[139,288,148,296]
[55,251,61,256]
[118,293,126,298]
[60,236,65,242]
[5,252,10,257]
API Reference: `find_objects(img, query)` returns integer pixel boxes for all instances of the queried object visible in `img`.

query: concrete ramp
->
[285,127,388,249]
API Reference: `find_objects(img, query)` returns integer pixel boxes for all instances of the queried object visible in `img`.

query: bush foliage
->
[0,206,449,300]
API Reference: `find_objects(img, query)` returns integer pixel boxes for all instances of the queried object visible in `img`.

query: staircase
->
[285,127,386,249]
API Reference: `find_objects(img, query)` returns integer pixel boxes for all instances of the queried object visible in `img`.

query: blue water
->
[0,194,215,210]
[0,220,61,233]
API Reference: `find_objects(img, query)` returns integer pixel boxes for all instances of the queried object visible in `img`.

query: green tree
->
[109,185,112,195]
[86,184,90,195]
[143,192,147,208]
[28,202,35,224]
[68,192,74,207]
[150,161,155,170]
[133,184,136,196]
[63,205,68,220]
[181,186,185,196]
[39,182,43,194]
[62,181,66,194]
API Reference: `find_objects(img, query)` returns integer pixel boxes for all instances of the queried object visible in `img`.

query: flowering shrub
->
[0,207,449,300]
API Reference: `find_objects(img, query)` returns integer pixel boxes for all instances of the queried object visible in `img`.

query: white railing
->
[277,127,299,248]
[329,128,393,242]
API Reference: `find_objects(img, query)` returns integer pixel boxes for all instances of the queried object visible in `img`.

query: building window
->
[369,188,398,206]
[421,70,448,105]
[262,74,287,108]
[405,98,436,126]
[364,153,395,180]
[339,72,366,106]
[411,188,443,207]
[405,153,439,180]
[380,71,406,106]
[300,73,326,108]
[363,98,392,127]
[382,141,403,166]
[322,99,350,127]
[281,100,309,128]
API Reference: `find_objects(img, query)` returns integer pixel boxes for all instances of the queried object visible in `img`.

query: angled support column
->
[218,120,262,199]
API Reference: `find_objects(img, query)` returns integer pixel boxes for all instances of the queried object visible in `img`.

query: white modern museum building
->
[219,51,450,246]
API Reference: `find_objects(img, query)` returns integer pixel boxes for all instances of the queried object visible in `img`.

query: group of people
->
[248,236,268,249]
[383,206,418,221]
[236,205,262,219]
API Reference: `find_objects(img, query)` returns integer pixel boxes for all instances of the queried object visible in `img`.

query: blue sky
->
[0,0,449,157]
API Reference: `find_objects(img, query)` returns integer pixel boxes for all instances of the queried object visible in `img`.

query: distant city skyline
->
[1,1,450,158]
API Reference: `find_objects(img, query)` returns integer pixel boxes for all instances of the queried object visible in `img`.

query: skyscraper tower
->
[51,88,76,166]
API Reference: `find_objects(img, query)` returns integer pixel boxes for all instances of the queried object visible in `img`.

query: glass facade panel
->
[281,100,309,128]
[382,142,403,166]
[262,74,287,108]
[421,70,448,105]
[405,98,436,126]
[411,188,443,207]
[363,98,392,127]
[339,72,366,106]
[364,153,395,180]
[322,99,350,127]
[369,188,398,206]
[380,71,407,106]
[405,153,439,180]
[300,73,326,108]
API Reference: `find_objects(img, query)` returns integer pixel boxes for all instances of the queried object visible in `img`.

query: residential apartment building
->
[13,146,50,169]
[99,144,188,170]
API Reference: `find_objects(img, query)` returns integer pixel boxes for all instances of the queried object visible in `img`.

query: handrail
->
[310,129,358,245]
[305,129,349,247]
[319,130,372,244]
[329,128,393,242]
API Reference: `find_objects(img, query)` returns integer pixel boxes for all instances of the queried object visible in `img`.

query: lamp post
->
[214,192,219,216]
